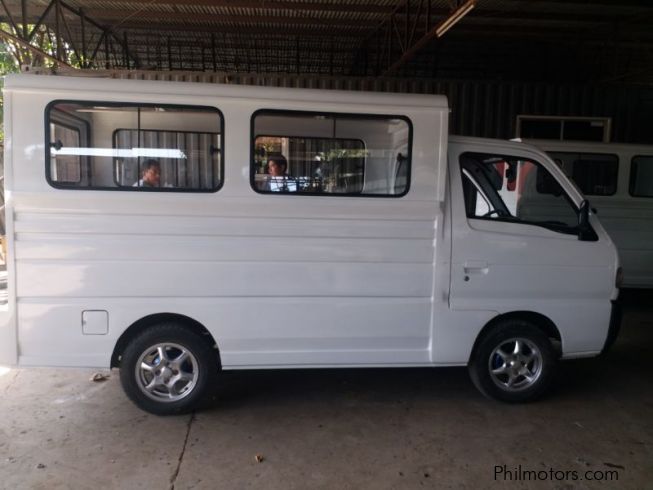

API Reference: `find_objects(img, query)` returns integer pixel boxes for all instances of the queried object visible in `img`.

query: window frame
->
[249,108,413,198]
[48,117,87,185]
[459,151,584,237]
[629,155,653,198]
[45,99,225,193]
[515,115,611,142]
[253,133,367,194]
[568,151,621,197]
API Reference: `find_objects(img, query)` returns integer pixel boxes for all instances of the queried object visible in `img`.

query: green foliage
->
[0,42,19,73]
[0,21,64,143]
[0,39,20,143]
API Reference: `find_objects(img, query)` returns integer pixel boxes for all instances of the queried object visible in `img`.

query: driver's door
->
[448,143,611,313]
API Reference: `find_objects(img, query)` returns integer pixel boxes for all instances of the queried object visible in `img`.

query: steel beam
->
[350,0,476,77]
[0,0,141,69]
[60,1,83,64]
[0,0,21,36]
[54,0,62,60]
[383,0,475,76]
[89,30,106,66]
[85,10,378,28]
[96,21,366,37]
[20,0,27,37]
[0,26,73,67]
[80,7,87,67]
[83,0,394,13]
[27,0,55,42]
[68,4,141,68]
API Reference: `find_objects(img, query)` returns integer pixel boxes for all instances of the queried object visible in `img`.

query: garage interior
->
[2,0,653,142]
[0,1,652,488]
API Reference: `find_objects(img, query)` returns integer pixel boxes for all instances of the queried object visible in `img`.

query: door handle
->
[464,261,489,274]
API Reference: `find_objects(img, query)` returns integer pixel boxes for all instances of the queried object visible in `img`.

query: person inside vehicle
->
[264,155,297,192]
[134,159,161,188]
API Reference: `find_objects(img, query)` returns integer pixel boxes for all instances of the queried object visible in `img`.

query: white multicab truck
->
[0,74,621,414]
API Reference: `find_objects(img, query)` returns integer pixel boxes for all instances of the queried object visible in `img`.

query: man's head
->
[141,159,161,187]
[267,155,288,177]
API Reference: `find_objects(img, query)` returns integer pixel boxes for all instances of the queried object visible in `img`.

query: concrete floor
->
[0,297,651,490]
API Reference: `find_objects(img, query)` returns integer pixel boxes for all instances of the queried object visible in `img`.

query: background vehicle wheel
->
[468,320,557,403]
[119,323,218,415]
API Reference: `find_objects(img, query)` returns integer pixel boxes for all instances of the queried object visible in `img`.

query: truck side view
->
[0,75,620,414]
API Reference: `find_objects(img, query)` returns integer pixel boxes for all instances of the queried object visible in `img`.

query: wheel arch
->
[468,311,562,364]
[111,313,220,369]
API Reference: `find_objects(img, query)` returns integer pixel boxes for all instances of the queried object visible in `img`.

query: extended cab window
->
[46,101,223,192]
[251,110,411,196]
[460,152,579,235]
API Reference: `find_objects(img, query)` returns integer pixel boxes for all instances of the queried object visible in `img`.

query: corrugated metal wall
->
[103,70,653,144]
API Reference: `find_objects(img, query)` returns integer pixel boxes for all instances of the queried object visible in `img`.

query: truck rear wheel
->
[469,320,557,403]
[119,323,218,415]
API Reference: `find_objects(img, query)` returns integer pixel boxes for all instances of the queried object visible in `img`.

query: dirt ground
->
[0,293,651,489]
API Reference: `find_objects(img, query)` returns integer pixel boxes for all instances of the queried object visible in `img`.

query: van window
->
[630,156,653,197]
[49,121,84,184]
[460,152,578,234]
[113,129,220,189]
[255,136,365,193]
[48,108,91,185]
[251,110,411,196]
[46,101,223,192]
[546,152,618,196]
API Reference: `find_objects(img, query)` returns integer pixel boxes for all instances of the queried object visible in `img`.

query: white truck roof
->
[3,73,450,111]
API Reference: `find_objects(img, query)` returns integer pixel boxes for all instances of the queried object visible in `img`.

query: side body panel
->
[0,90,18,365]
[2,75,449,369]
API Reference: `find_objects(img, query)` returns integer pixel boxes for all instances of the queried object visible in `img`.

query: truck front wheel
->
[469,321,557,403]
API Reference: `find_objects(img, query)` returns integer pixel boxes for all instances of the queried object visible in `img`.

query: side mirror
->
[578,199,596,241]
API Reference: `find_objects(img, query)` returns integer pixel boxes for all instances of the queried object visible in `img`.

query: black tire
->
[119,323,219,415]
[468,320,557,403]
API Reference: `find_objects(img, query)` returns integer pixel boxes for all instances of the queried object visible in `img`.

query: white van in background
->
[0,74,620,414]
[525,139,653,289]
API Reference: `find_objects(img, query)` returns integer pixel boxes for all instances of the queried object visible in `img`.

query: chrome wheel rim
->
[488,338,543,392]
[135,343,199,403]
